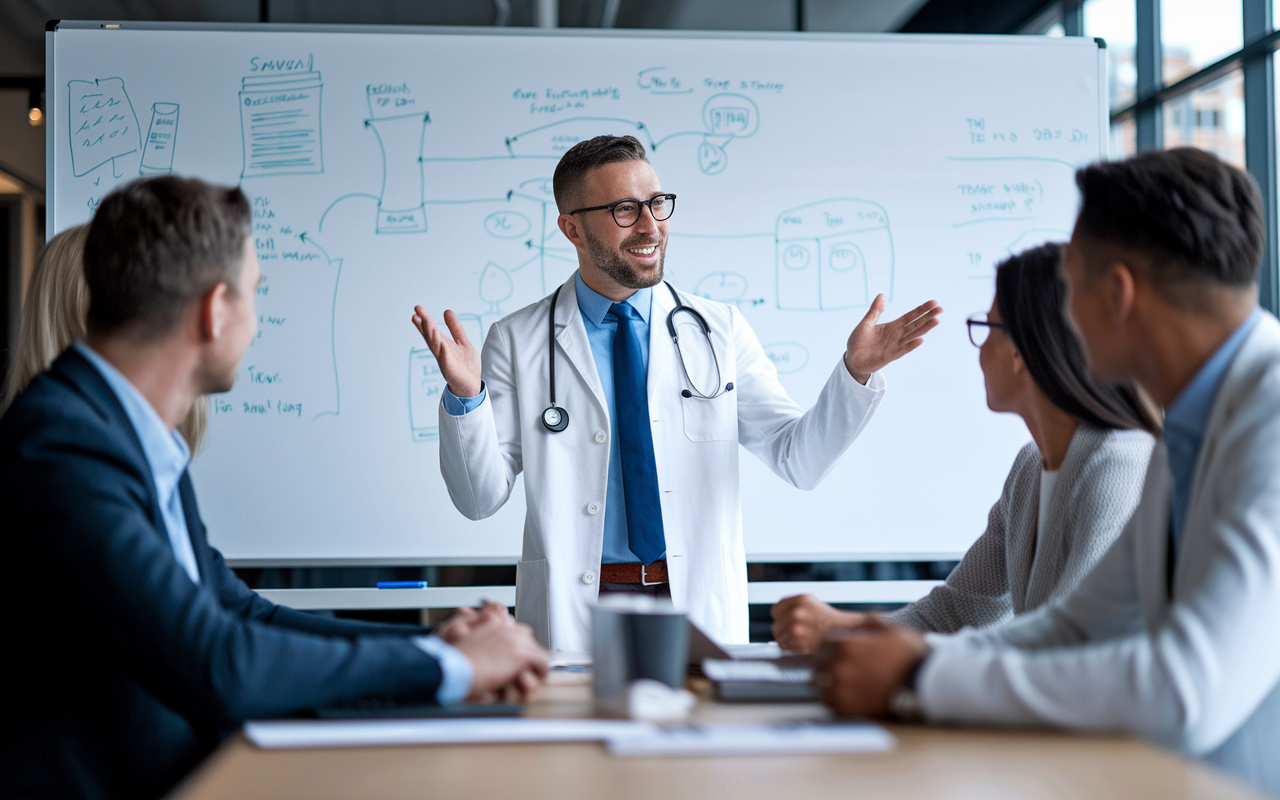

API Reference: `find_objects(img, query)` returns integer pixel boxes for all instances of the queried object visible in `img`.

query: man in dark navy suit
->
[0,176,549,800]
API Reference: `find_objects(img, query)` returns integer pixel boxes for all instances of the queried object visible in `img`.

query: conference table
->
[172,671,1265,799]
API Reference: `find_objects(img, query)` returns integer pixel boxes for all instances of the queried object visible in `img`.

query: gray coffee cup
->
[592,597,690,714]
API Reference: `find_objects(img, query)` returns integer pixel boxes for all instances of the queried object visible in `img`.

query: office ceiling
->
[0,0,958,75]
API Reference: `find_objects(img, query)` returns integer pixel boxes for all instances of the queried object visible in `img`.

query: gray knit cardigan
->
[886,424,1155,633]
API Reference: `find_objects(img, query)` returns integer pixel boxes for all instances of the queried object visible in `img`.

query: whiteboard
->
[49,22,1106,563]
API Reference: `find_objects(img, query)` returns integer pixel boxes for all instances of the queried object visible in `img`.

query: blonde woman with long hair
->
[2,224,209,453]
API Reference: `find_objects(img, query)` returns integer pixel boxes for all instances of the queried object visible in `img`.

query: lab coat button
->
[582,571,596,584]
[587,501,602,515]
[594,430,607,444]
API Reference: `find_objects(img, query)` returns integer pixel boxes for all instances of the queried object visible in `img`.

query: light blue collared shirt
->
[78,343,473,704]
[442,273,661,564]
[75,342,200,585]
[1164,308,1262,553]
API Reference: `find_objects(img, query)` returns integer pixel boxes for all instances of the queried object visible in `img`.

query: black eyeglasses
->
[569,193,677,227]
[966,314,1007,348]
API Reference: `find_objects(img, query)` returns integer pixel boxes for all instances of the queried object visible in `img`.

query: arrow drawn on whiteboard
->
[299,231,345,421]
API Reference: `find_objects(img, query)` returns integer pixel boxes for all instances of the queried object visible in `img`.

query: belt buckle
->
[640,562,660,586]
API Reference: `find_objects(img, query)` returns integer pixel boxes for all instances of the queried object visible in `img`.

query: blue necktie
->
[608,302,666,565]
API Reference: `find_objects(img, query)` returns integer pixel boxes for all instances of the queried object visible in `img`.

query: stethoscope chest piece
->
[542,405,569,433]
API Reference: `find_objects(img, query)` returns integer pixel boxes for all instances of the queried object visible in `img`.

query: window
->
[1110,118,1137,158]
[1162,69,1245,167]
[1084,0,1137,110]
[1161,0,1243,84]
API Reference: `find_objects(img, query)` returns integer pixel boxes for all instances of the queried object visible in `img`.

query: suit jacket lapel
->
[552,273,608,417]
[179,473,212,583]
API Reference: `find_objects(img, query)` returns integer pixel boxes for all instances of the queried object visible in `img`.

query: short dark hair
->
[84,175,251,337]
[552,135,648,211]
[1074,148,1264,296]
[996,242,1161,434]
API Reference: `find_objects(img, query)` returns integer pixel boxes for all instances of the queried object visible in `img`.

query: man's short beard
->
[583,227,665,289]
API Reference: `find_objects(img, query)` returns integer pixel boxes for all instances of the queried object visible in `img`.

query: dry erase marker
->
[377,581,429,589]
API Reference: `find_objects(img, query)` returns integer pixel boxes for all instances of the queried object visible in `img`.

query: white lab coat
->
[438,272,885,652]
[918,311,1280,795]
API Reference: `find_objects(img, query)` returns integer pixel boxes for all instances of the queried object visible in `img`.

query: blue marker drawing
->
[775,199,894,311]
[694,271,765,308]
[637,67,694,95]
[240,68,324,178]
[139,103,180,174]
[68,77,141,178]
[763,342,811,375]
[367,111,430,233]
[500,93,761,176]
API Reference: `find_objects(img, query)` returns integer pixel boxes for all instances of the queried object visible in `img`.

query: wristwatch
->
[888,655,928,722]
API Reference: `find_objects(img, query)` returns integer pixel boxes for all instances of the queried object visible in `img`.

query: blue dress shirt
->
[442,273,661,563]
[75,342,201,585]
[1164,308,1262,553]
[78,343,473,703]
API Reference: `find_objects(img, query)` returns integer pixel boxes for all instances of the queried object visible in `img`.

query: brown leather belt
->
[600,559,669,585]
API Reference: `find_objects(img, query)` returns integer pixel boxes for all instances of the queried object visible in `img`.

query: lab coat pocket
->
[680,392,737,442]
[515,559,550,648]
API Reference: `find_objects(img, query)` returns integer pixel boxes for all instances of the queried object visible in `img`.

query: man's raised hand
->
[411,306,483,398]
[844,295,943,384]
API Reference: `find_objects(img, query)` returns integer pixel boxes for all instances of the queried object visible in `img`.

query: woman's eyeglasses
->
[966,314,1007,348]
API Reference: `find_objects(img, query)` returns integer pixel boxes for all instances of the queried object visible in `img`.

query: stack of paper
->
[245,718,649,749]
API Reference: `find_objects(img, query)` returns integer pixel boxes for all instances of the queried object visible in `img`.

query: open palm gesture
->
[844,294,943,383]
[411,306,483,398]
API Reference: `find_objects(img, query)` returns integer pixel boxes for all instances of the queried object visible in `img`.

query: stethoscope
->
[541,281,733,433]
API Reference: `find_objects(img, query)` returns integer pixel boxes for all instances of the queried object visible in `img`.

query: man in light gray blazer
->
[815,148,1280,795]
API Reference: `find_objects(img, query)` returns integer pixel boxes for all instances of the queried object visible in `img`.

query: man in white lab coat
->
[814,148,1280,796]
[413,135,941,653]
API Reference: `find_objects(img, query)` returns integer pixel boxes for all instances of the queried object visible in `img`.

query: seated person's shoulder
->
[0,356,135,474]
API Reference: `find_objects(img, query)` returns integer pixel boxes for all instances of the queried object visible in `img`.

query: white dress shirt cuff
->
[412,636,474,704]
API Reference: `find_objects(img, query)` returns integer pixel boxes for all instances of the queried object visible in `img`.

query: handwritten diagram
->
[68,78,141,178]
[775,199,894,311]
[368,112,430,232]
[239,70,325,178]
[503,92,759,176]
[139,103,181,174]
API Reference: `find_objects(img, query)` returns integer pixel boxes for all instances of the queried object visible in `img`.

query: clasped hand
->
[811,615,930,717]
[435,602,550,703]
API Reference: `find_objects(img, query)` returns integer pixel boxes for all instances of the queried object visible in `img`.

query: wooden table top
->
[171,672,1265,800]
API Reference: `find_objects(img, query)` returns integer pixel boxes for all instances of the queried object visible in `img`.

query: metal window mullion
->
[1136,0,1163,150]
[1244,0,1279,314]
[1063,0,1084,36]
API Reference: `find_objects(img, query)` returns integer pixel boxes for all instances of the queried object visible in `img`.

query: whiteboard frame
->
[47,21,1105,568]
[46,19,1106,235]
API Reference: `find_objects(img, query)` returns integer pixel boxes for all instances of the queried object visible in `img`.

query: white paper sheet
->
[607,721,895,758]
[245,718,652,749]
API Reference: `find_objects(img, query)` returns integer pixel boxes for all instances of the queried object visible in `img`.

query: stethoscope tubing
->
[541,280,729,433]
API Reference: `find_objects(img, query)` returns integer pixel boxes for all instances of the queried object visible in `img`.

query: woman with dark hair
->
[772,242,1159,652]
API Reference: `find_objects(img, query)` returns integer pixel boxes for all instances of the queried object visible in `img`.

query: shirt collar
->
[74,342,191,490]
[575,271,652,328]
[1165,307,1262,440]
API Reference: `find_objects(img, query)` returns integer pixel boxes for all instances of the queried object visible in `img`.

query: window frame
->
[1075,0,1279,313]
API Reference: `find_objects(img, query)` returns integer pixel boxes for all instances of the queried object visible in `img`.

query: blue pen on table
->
[377,581,429,589]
